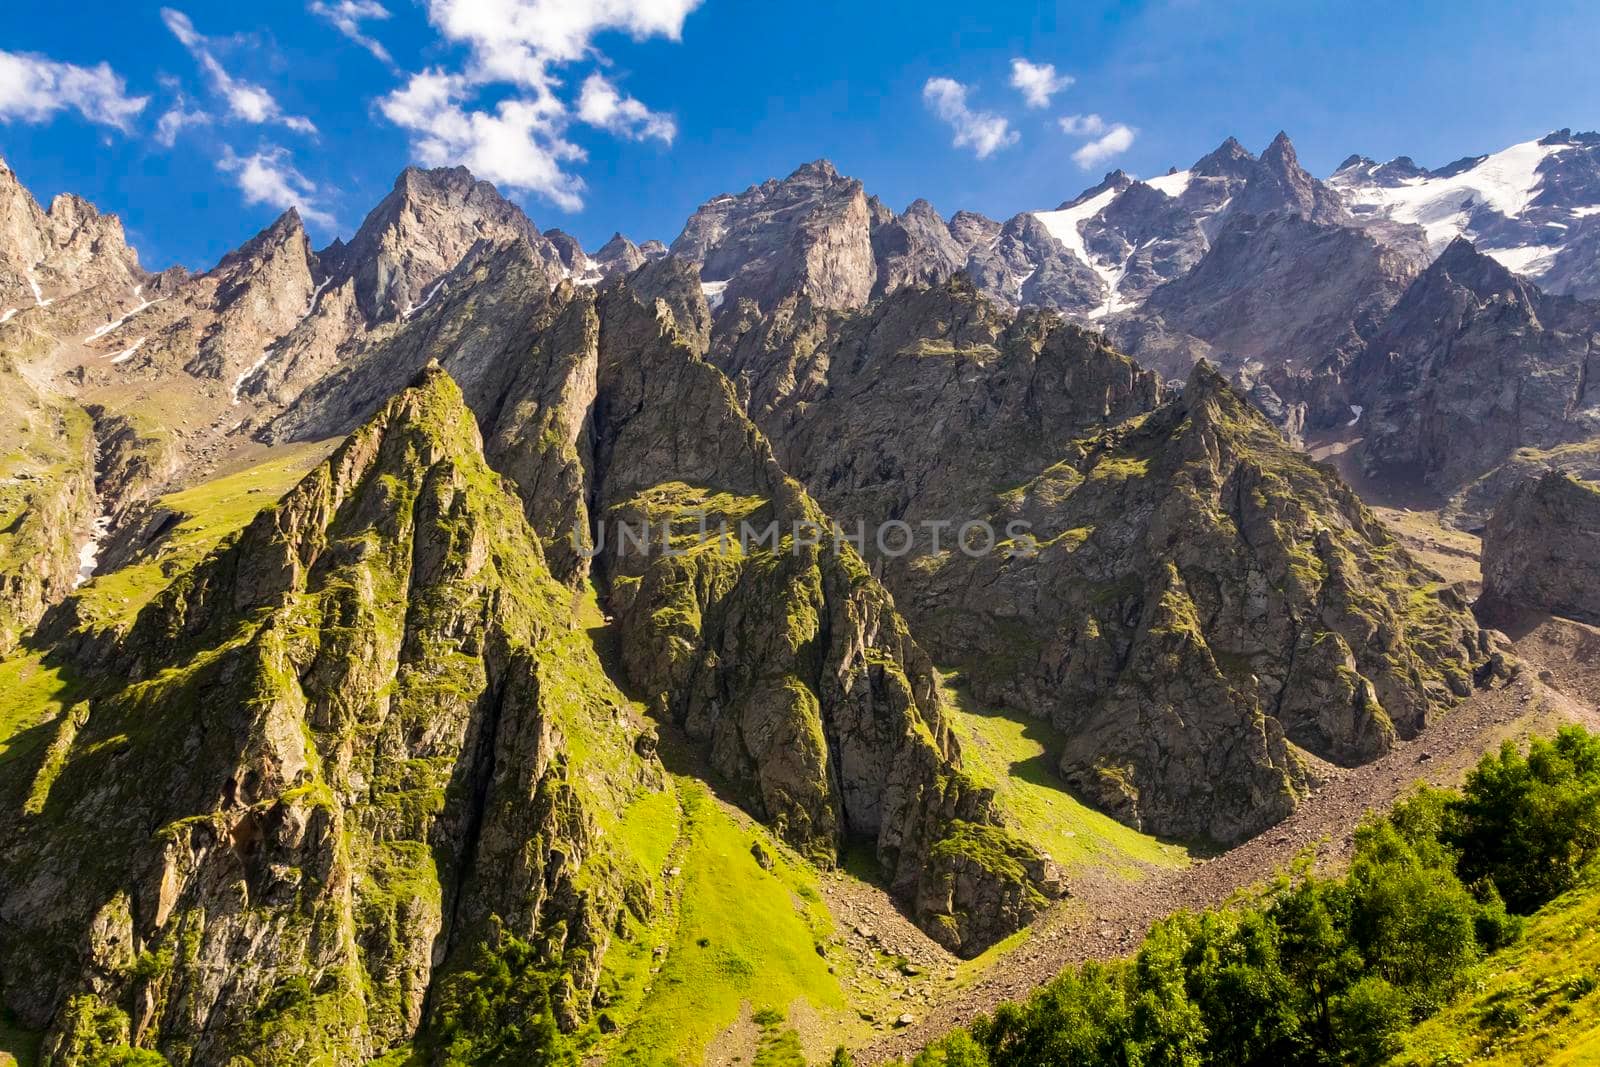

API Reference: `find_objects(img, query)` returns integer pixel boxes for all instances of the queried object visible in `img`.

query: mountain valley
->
[4,123,1600,1066]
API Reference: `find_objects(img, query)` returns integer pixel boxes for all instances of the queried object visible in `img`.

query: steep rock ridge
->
[264,237,567,443]
[709,277,1159,532]
[0,357,97,654]
[0,367,667,1062]
[1332,129,1600,297]
[672,160,879,314]
[318,165,564,322]
[265,258,1061,953]
[709,282,1486,841]
[870,199,968,300]
[179,210,322,383]
[964,210,1106,313]
[1352,239,1600,519]
[0,156,144,315]
[1479,470,1600,625]
[479,281,1064,953]
[1134,207,1426,425]
[1230,131,1349,224]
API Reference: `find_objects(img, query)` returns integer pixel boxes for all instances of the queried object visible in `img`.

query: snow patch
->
[231,349,273,404]
[84,286,163,342]
[1573,205,1600,219]
[403,277,446,319]
[0,308,15,324]
[1143,169,1193,199]
[1331,138,1570,251]
[1347,404,1364,428]
[1487,244,1564,275]
[305,275,332,317]
[701,279,730,311]
[26,268,52,307]
[564,256,604,287]
[1032,187,1118,270]
[74,515,112,589]
[108,337,145,364]
[1035,188,1136,317]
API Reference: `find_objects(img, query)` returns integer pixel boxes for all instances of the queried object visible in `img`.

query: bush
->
[1444,727,1600,913]
[894,727,1600,1067]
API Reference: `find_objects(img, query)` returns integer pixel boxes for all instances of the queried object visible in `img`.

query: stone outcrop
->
[0,357,97,654]
[672,160,879,314]
[1353,239,1600,522]
[1480,470,1600,625]
[710,280,1488,842]
[0,367,667,1062]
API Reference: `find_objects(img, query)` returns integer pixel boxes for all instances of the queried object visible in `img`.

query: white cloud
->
[380,69,585,210]
[425,0,703,87]
[576,73,674,143]
[161,9,317,134]
[380,1,701,210]
[154,81,212,146]
[309,1,394,65]
[217,145,336,228]
[1058,113,1106,136]
[922,77,1018,160]
[1071,123,1137,170]
[1009,59,1072,109]
[0,50,147,131]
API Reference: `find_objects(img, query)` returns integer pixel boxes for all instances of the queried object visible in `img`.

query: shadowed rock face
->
[1481,470,1600,625]
[707,280,1488,843]
[1352,239,1600,523]
[478,282,1065,953]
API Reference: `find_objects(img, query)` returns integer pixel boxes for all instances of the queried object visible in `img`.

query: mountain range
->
[0,126,1597,1065]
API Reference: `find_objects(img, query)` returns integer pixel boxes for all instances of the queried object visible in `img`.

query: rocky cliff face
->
[672,160,879,314]
[1135,207,1426,428]
[1480,470,1600,625]
[0,367,669,1063]
[710,280,1487,842]
[263,259,1064,956]
[1353,239,1600,521]
[0,357,97,654]
[320,166,564,322]
[482,279,1064,953]
[0,156,144,315]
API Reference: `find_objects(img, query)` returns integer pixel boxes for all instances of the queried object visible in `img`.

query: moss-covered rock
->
[707,278,1488,844]
[0,366,667,1063]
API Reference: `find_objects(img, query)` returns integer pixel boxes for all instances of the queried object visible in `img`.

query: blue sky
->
[1,0,1596,272]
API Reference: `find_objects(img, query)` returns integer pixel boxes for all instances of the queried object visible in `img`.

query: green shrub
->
[896,726,1600,1067]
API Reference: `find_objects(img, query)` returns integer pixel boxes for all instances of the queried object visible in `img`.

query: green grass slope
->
[940,672,1193,879]
[1392,873,1600,1066]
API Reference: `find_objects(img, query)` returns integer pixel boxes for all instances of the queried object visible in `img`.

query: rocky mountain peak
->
[1194,135,1258,177]
[322,163,554,321]
[1233,130,1347,223]
[788,158,845,183]
[213,208,313,279]
[0,154,144,306]
[1055,169,1135,210]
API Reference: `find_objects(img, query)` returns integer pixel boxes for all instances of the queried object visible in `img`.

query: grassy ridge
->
[71,439,336,631]
[1393,875,1600,1064]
